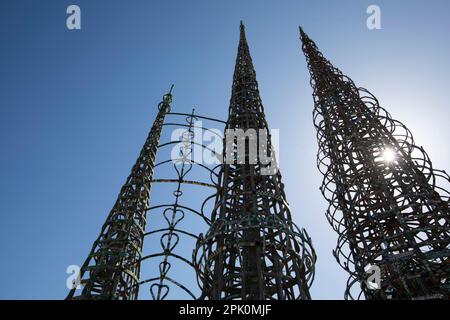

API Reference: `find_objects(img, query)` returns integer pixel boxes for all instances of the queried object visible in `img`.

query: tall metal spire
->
[300,27,450,299]
[67,87,173,299]
[194,22,315,300]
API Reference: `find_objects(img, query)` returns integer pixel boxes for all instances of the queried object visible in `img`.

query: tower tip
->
[161,84,174,107]
[239,21,247,41]
[298,26,309,44]
[240,20,246,33]
[299,26,306,37]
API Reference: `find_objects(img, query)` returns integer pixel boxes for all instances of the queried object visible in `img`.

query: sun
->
[382,148,396,163]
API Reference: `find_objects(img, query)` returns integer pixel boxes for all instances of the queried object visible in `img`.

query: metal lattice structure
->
[300,27,450,300]
[193,22,316,300]
[67,87,226,299]
[67,85,230,299]
[67,87,174,300]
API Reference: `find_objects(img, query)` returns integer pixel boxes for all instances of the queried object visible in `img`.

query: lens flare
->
[382,148,396,163]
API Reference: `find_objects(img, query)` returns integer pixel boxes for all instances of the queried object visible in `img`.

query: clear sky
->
[1,0,450,299]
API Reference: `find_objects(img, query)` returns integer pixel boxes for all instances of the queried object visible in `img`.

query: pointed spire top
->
[239,20,247,41]
[161,84,174,108]
[299,26,308,43]
[298,26,319,54]
[228,21,265,121]
[298,26,304,35]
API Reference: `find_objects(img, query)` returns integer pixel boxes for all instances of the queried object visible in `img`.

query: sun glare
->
[382,148,396,163]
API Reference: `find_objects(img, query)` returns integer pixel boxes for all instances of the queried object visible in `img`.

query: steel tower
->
[300,27,450,299]
[193,22,316,300]
[66,87,173,299]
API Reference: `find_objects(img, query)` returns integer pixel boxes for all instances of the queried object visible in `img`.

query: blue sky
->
[1,0,450,299]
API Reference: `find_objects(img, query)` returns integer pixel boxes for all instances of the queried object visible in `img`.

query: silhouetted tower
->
[193,22,316,300]
[300,27,450,299]
[67,87,173,299]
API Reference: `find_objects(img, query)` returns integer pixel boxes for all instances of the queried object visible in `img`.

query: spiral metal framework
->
[300,27,450,299]
[138,109,225,299]
[193,22,316,300]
